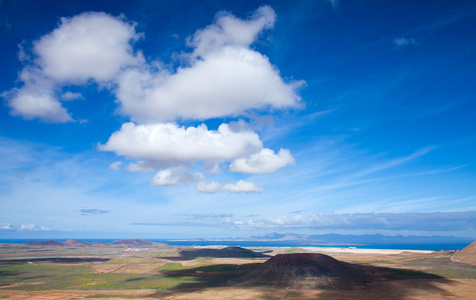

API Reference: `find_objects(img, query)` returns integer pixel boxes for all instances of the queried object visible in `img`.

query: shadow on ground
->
[145,262,457,299]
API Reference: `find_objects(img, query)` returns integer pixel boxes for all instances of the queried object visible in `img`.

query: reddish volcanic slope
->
[107,239,154,246]
[24,240,65,246]
[238,253,367,287]
[453,240,476,265]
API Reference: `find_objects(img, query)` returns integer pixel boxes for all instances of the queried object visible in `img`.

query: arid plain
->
[1,239,476,299]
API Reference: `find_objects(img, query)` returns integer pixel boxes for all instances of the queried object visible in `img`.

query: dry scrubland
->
[1,239,476,299]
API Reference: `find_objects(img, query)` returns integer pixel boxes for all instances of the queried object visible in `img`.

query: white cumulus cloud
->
[114,6,304,122]
[33,12,143,83]
[99,122,263,166]
[229,148,295,174]
[4,12,143,122]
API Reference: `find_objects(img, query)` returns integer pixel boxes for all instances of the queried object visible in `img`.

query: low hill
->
[453,240,476,265]
[180,246,268,258]
[62,240,93,247]
[24,240,65,246]
[236,253,366,288]
[107,239,154,246]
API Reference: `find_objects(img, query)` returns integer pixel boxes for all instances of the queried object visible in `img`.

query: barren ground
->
[1,243,475,299]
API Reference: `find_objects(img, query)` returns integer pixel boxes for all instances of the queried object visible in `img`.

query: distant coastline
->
[0,238,471,251]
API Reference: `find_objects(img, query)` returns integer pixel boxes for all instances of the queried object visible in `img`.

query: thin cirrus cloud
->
[233,212,476,232]
[3,6,301,191]
[141,212,476,232]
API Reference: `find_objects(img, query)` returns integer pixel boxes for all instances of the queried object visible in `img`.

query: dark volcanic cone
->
[236,253,367,288]
[180,246,268,258]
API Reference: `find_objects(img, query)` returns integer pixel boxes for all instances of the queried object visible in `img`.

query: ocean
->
[0,239,470,251]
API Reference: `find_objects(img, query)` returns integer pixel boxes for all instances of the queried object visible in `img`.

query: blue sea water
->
[0,239,470,251]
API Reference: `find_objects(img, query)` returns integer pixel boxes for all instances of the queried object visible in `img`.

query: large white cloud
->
[99,122,263,166]
[99,121,295,187]
[116,47,303,122]
[5,12,143,122]
[33,12,142,83]
[115,5,304,122]
[229,148,295,174]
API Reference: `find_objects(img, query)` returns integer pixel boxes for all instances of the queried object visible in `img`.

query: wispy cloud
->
[236,212,476,232]
[108,161,122,170]
[354,146,435,178]
[130,211,476,233]
[80,208,110,215]
[393,37,418,48]
[0,223,54,231]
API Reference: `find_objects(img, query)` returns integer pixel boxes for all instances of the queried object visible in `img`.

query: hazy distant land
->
[1,238,476,299]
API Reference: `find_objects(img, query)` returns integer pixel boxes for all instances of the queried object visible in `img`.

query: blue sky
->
[1,0,475,239]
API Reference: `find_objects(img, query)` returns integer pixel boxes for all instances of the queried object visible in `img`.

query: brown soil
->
[2,280,476,300]
[452,240,476,265]
[92,263,165,273]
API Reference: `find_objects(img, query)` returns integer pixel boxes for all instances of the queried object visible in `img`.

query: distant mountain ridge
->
[191,232,472,246]
[22,238,159,247]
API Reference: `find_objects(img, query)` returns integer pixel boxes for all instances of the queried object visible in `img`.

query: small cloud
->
[0,223,14,230]
[80,208,110,215]
[19,224,36,231]
[393,37,417,48]
[229,148,295,174]
[291,210,308,214]
[17,224,52,231]
[108,161,122,170]
[329,0,339,9]
[127,161,153,172]
[196,180,263,193]
[60,91,84,101]
[178,213,234,220]
[15,172,25,179]
[17,42,30,62]
[151,168,203,186]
